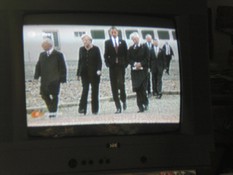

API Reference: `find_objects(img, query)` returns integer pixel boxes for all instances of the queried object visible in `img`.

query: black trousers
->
[40,82,60,113]
[165,55,172,73]
[79,75,100,114]
[109,65,126,110]
[135,78,148,111]
[152,70,163,95]
[41,94,59,113]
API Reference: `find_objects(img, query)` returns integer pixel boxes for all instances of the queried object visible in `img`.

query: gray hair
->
[42,38,53,46]
[81,34,93,42]
[130,32,140,40]
[145,34,152,39]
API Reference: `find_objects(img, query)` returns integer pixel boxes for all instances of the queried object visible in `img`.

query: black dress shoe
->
[78,109,86,115]
[137,106,144,113]
[156,94,162,99]
[137,109,144,113]
[115,108,121,114]
[123,102,127,110]
[49,114,56,118]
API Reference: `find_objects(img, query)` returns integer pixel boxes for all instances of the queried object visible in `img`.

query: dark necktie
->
[114,39,118,63]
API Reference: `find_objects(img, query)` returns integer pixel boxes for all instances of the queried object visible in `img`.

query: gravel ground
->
[25,76,179,109]
[25,60,180,109]
[27,94,180,127]
[25,59,180,127]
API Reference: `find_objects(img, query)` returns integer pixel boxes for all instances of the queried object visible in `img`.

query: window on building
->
[90,30,105,39]
[172,31,177,40]
[157,30,170,40]
[74,31,86,37]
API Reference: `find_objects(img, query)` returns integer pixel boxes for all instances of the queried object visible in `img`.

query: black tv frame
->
[0,0,214,174]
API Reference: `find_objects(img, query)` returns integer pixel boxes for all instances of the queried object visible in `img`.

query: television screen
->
[23,14,181,137]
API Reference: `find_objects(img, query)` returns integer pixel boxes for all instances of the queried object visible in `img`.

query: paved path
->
[27,59,180,127]
[27,94,180,127]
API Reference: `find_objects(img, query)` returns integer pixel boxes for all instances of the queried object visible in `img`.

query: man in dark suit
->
[34,38,67,118]
[162,41,174,75]
[128,32,149,112]
[104,26,128,114]
[77,34,102,115]
[144,34,153,96]
[150,39,166,99]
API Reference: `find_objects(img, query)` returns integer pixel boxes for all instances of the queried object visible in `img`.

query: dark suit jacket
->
[162,44,174,57]
[34,49,67,95]
[104,38,128,67]
[150,46,166,74]
[77,45,102,81]
[128,44,149,91]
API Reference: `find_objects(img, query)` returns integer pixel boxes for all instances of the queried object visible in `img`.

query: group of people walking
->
[34,26,174,117]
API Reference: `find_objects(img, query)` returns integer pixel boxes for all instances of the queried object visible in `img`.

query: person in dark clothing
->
[34,38,67,118]
[150,39,166,99]
[104,26,128,114]
[128,32,149,112]
[144,34,153,96]
[77,34,102,115]
[162,41,174,75]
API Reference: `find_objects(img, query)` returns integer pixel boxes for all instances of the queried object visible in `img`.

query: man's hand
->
[97,70,101,76]
[33,79,39,83]
[135,62,142,70]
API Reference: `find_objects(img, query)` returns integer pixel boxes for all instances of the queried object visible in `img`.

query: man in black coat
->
[77,34,102,115]
[162,41,174,75]
[150,39,166,99]
[104,26,128,114]
[143,34,153,96]
[128,32,149,112]
[34,38,67,117]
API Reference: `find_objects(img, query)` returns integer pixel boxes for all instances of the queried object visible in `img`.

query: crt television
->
[0,0,214,174]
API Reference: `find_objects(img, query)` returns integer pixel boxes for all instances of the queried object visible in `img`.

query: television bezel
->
[0,1,214,173]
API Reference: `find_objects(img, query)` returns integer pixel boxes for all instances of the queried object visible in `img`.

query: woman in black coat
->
[76,34,102,115]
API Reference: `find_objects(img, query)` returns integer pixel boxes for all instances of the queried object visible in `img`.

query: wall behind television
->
[208,0,233,68]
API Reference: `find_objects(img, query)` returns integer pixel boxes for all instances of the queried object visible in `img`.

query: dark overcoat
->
[150,46,166,74]
[34,49,67,95]
[128,44,149,91]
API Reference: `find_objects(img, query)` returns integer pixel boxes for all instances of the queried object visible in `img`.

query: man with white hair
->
[144,34,153,96]
[34,38,67,118]
[150,38,166,99]
[128,32,149,112]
